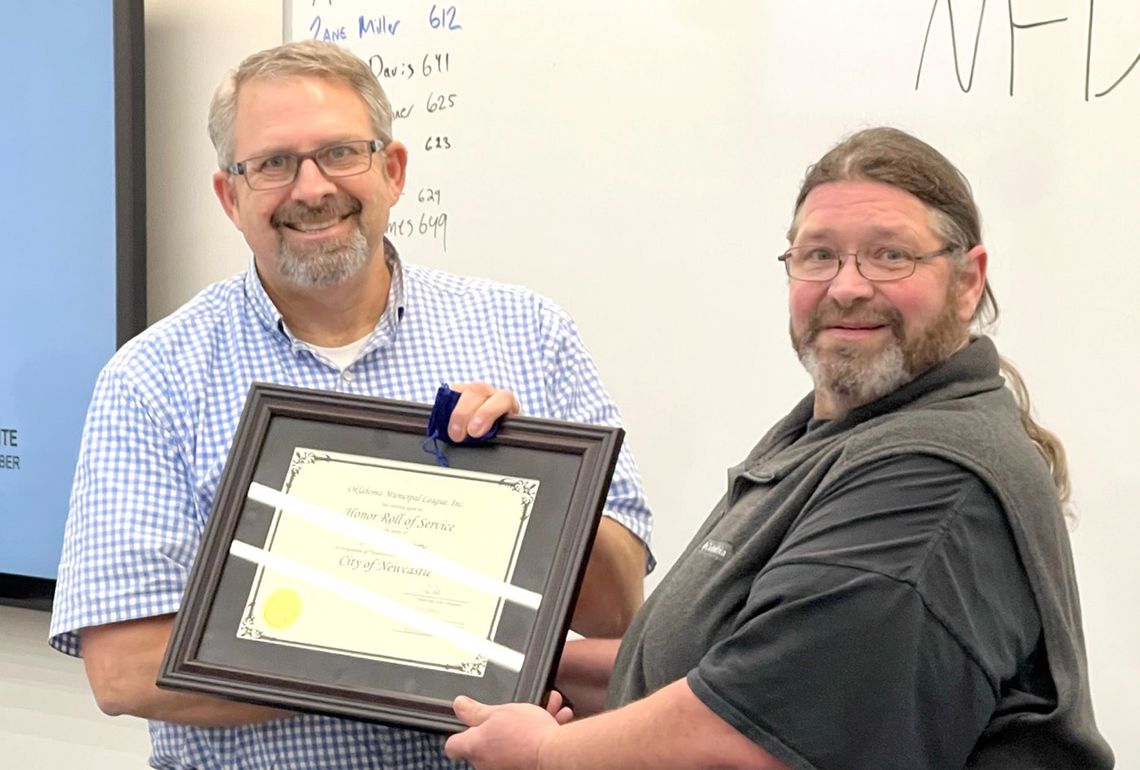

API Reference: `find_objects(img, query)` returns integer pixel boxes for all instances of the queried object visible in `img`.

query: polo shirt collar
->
[241,237,407,349]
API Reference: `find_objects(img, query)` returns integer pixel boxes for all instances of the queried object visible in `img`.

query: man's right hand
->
[80,614,291,726]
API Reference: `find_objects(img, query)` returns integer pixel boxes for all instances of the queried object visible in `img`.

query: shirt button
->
[341,369,355,383]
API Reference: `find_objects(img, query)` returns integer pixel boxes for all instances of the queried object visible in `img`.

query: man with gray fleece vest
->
[445,128,1114,769]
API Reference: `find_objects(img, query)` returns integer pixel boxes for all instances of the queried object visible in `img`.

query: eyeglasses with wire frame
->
[227,139,386,191]
[777,245,957,282]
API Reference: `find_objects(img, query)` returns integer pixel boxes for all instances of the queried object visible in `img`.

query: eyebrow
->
[242,137,369,160]
[796,225,920,244]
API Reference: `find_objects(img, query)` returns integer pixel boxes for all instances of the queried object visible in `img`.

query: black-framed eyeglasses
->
[227,139,385,191]
[777,245,957,282]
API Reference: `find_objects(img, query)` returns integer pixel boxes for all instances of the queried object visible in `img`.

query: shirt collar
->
[242,237,407,348]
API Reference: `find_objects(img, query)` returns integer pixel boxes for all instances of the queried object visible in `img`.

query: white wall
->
[139,0,1138,764]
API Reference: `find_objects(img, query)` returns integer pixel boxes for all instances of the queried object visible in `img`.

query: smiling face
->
[787,180,987,418]
[213,75,406,293]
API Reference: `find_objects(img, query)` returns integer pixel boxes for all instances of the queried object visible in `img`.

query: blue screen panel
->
[0,3,120,578]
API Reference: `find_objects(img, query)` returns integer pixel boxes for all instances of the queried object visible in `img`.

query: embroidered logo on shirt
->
[698,539,733,559]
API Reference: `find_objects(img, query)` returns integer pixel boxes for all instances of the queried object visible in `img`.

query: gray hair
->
[207,40,394,168]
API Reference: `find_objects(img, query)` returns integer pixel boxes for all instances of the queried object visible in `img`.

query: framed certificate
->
[157,382,623,733]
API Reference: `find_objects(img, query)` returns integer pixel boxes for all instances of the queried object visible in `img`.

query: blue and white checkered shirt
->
[50,244,653,770]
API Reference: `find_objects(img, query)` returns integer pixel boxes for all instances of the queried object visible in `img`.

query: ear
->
[213,170,242,228]
[380,140,409,204]
[955,244,988,322]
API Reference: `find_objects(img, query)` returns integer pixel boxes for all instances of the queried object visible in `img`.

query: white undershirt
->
[304,334,370,370]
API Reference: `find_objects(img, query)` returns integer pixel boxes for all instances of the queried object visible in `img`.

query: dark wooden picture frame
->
[158,382,623,733]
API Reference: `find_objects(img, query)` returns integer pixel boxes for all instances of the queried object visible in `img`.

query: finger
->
[543,690,564,715]
[449,384,519,440]
[452,695,492,727]
[444,731,472,761]
[467,389,519,437]
[446,382,492,441]
[542,691,574,724]
[543,689,575,714]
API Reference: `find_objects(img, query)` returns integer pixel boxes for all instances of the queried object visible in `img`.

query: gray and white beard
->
[799,338,910,405]
[272,194,372,289]
[793,285,966,408]
[277,226,370,289]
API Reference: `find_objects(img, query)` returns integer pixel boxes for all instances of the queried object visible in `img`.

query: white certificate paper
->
[237,448,539,677]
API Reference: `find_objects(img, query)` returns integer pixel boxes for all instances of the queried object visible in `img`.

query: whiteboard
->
[279,0,1137,753]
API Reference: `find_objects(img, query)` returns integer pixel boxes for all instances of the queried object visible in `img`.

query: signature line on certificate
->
[229,539,526,672]
[247,482,542,611]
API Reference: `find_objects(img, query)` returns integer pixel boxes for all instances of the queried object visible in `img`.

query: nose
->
[289,157,338,204]
[826,254,875,306]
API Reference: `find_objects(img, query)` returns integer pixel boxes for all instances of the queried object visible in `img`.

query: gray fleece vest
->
[733,336,1112,767]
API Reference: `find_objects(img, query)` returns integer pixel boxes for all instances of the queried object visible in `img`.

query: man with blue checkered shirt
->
[49,40,652,770]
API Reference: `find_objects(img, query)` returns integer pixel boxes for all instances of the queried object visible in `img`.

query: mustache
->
[804,300,904,342]
[271,197,362,227]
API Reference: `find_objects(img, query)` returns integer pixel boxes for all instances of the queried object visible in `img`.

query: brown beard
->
[791,282,967,404]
